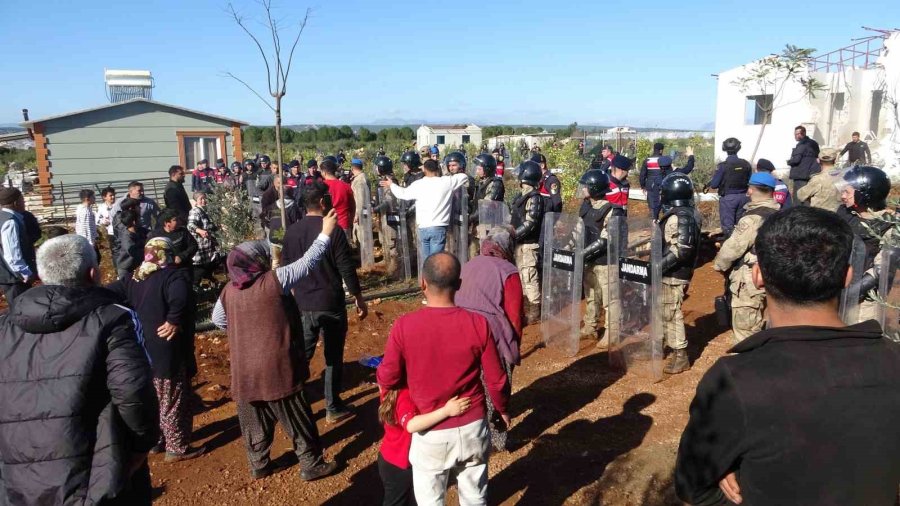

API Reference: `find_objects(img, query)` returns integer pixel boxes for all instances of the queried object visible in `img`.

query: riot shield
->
[607,215,664,381]
[358,183,375,268]
[540,212,585,357]
[396,199,413,281]
[878,247,900,342]
[839,236,866,324]
[476,200,511,240]
[446,189,470,264]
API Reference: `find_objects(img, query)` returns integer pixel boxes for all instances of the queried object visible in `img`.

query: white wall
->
[714,63,815,169]
[416,125,483,150]
[715,35,898,172]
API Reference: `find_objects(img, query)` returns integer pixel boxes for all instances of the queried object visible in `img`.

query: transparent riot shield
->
[878,247,900,342]
[607,215,664,381]
[540,212,585,357]
[839,236,866,324]
[446,189,470,264]
[358,183,375,268]
[396,200,413,281]
[476,200,511,240]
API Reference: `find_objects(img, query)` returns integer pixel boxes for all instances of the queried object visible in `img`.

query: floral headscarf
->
[133,237,174,281]
[480,226,516,262]
[226,240,272,289]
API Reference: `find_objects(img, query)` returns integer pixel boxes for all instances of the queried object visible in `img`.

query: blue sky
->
[2,0,898,129]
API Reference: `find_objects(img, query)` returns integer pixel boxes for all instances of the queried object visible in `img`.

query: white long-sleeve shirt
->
[75,204,97,246]
[389,173,469,229]
[96,202,114,235]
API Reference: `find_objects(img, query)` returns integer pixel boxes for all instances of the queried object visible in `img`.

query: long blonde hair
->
[378,389,399,426]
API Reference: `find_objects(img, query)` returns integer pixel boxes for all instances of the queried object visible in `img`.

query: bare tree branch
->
[223,72,276,111]
[260,0,283,97]
[282,8,311,92]
[229,2,274,95]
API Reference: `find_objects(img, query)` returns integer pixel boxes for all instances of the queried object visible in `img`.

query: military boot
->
[664,348,690,374]
[525,302,542,325]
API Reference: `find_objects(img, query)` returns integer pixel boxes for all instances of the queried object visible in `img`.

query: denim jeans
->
[301,309,348,413]
[419,226,448,261]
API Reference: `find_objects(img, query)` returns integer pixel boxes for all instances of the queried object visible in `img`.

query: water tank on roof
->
[104,69,154,103]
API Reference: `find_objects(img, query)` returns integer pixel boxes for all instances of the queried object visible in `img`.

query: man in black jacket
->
[0,234,159,505]
[283,181,368,423]
[675,206,900,506]
[787,125,820,200]
[164,165,192,223]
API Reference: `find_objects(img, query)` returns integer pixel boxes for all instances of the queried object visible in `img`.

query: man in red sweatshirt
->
[377,252,510,505]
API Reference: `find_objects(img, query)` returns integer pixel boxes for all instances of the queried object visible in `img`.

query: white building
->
[714,31,899,173]
[416,124,482,150]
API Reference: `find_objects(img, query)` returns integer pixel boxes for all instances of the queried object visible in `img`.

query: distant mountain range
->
[280,123,714,133]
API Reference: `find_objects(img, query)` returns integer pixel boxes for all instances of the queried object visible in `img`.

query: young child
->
[75,189,99,260]
[378,389,471,506]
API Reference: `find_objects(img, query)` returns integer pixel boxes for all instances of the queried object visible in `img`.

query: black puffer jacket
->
[0,285,159,505]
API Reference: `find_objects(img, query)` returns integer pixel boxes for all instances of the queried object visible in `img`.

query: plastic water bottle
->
[358,354,383,368]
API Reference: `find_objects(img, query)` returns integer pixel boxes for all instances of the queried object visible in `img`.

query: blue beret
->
[749,172,777,189]
[658,156,673,167]
[351,158,363,167]
[612,155,632,170]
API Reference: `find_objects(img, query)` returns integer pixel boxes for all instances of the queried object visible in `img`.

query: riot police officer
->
[639,142,667,220]
[579,169,623,348]
[512,160,546,323]
[708,137,752,238]
[836,165,893,322]
[534,153,562,212]
[400,151,424,263]
[658,173,701,374]
[401,151,424,187]
[473,153,504,203]
[373,155,402,275]
[444,151,475,259]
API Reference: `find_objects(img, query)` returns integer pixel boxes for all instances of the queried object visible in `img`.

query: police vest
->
[660,206,701,281]
[719,159,753,195]
[580,200,615,265]
[512,191,543,244]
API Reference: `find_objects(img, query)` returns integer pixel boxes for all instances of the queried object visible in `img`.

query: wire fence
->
[25,177,170,225]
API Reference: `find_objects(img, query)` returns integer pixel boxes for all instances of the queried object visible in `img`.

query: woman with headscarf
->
[107,237,205,462]
[211,210,340,481]
[454,226,523,451]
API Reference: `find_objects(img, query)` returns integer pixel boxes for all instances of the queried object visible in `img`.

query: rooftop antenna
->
[104,69,154,103]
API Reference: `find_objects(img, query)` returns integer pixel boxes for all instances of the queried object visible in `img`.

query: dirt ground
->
[145,232,730,506]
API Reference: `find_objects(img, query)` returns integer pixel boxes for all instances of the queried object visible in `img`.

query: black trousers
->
[301,309,348,413]
[101,462,152,505]
[378,453,416,506]
[236,389,324,472]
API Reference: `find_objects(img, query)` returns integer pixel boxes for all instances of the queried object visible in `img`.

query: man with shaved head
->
[377,252,510,505]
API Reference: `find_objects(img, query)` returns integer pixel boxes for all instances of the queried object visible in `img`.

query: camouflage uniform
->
[846,208,893,322]
[580,199,619,343]
[512,185,544,306]
[796,169,841,212]
[661,213,698,350]
[375,183,401,275]
[713,198,780,343]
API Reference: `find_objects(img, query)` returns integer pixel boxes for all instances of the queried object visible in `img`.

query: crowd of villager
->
[0,126,897,506]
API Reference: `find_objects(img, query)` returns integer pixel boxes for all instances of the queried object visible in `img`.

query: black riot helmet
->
[259,154,271,164]
[374,155,394,176]
[517,160,542,187]
[243,158,257,171]
[473,153,498,177]
[400,151,421,170]
[660,173,696,208]
[579,169,611,200]
[443,151,467,171]
[722,137,742,154]
[843,165,890,211]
